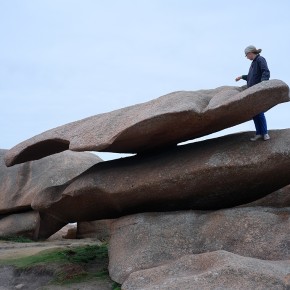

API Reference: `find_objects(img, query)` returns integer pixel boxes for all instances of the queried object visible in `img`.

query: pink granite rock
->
[77,220,112,241]
[0,149,102,214]
[0,211,39,239]
[31,129,290,240]
[121,250,290,290]
[5,80,289,166]
[47,223,77,240]
[109,208,290,284]
[0,149,102,239]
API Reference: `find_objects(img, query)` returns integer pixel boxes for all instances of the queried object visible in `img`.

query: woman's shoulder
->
[256,54,267,61]
[255,54,268,65]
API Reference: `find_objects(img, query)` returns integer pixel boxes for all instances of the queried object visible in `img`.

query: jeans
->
[253,112,268,135]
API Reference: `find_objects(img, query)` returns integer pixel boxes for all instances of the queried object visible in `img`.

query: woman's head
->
[244,45,262,60]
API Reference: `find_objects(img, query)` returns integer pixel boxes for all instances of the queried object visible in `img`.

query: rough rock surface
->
[122,250,290,290]
[0,211,39,239]
[0,149,101,214]
[108,207,290,283]
[0,149,102,239]
[31,129,290,236]
[5,80,289,166]
[77,220,112,241]
[77,185,290,243]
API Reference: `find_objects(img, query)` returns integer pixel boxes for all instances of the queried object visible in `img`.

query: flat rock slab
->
[122,250,290,290]
[5,79,289,166]
[31,129,290,239]
[0,149,102,214]
[108,208,290,284]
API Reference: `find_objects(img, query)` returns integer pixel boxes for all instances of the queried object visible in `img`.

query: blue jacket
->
[242,54,270,87]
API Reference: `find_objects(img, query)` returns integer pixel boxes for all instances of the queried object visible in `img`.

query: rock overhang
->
[4,79,289,167]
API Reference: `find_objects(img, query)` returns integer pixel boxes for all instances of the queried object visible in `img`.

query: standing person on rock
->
[235,45,271,141]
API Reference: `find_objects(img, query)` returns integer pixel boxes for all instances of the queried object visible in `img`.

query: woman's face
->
[245,52,256,60]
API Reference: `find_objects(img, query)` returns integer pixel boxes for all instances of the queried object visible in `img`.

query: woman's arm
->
[235,75,247,81]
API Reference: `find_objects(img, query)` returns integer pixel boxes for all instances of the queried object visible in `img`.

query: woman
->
[235,45,271,141]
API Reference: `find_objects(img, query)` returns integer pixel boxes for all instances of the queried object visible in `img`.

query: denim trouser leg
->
[253,112,268,135]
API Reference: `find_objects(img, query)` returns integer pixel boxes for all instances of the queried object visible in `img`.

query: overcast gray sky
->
[1,0,290,160]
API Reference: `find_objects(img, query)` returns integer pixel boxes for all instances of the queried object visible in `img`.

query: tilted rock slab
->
[0,149,102,214]
[5,79,289,166]
[122,250,290,290]
[77,184,290,241]
[31,129,290,239]
[108,208,290,284]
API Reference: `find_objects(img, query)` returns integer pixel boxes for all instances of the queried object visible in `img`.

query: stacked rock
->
[1,79,290,289]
